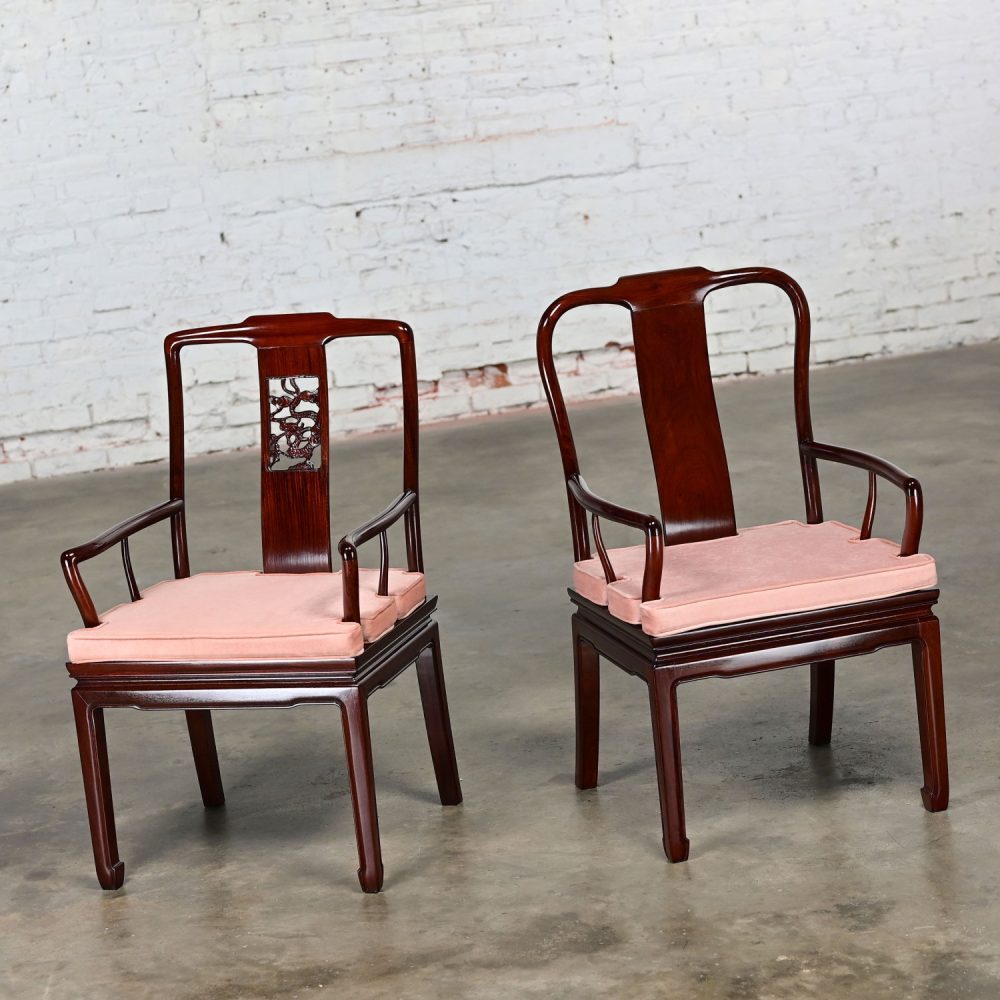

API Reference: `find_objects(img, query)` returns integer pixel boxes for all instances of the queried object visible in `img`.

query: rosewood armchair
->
[61,314,461,893]
[537,266,947,864]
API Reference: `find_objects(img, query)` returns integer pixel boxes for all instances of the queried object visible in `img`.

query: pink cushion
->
[358,567,426,618]
[573,520,937,638]
[67,569,425,663]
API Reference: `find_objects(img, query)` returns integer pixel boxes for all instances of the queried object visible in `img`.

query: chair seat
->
[66,569,426,663]
[573,520,937,638]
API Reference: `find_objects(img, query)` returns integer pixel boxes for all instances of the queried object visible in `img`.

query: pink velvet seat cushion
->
[573,520,937,638]
[357,567,426,618]
[66,569,425,663]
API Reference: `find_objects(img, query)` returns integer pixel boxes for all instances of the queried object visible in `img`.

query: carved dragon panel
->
[267,375,322,471]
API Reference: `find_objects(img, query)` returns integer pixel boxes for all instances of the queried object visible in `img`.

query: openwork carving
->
[267,375,322,471]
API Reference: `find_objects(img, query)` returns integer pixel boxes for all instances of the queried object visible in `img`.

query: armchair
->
[537,266,947,864]
[61,313,462,893]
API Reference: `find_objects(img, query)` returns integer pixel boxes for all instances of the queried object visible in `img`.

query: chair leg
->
[185,710,225,808]
[338,688,384,893]
[415,628,463,806]
[573,623,600,790]
[808,660,836,746]
[911,618,949,812]
[649,670,690,862]
[71,690,125,890]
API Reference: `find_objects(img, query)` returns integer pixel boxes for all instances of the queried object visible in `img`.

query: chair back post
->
[786,276,822,523]
[537,290,595,561]
[165,336,195,578]
[395,322,423,573]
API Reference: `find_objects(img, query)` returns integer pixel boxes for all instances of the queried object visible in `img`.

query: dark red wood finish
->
[62,314,460,893]
[537,266,947,863]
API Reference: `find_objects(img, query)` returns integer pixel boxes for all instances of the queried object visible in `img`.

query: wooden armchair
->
[536,266,947,863]
[61,314,461,893]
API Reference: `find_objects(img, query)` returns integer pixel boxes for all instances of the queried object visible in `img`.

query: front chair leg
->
[649,670,690,862]
[185,710,225,808]
[71,690,125,889]
[415,627,463,806]
[338,688,384,893]
[573,621,600,790]
[911,618,949,812]
[808,660,836,746]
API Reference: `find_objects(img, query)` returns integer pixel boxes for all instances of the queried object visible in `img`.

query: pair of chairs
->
[61,267,947,893]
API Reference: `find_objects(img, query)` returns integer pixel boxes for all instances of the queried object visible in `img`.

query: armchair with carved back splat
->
[536,266,947,864]
[61,313,462,893]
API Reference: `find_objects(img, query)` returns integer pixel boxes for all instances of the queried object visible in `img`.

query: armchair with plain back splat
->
[536,266,947,864]
[61,313,462,893]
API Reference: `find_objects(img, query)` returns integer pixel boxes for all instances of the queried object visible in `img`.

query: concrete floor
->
[1,343,999,999]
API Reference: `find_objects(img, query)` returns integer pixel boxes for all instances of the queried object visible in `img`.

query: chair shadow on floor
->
[119,701,450,880]
[560,651,934,860]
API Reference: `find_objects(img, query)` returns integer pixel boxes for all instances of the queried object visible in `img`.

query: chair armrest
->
[338,490,418,624]
[800,441,923,555]
[568,475,664,602]
[60,498,185,627]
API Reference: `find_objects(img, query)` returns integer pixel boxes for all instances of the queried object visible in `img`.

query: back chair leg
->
[185,710,225,808]
[415,627,463,806]
[649,670,690,863]
[911,618,949,812]
[573,622,600,790]
[338,688,384,893]
[71,690,124,890]
[808,660,836,746]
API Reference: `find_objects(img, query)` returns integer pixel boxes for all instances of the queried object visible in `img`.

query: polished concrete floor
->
[1,343,999,999]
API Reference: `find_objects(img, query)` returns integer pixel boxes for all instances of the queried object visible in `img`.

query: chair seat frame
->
[571,589,946,861]
[68,598,460,893]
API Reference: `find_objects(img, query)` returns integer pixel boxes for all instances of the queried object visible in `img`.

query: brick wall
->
[2,1,998,481]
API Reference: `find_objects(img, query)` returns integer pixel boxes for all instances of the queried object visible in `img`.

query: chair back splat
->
[163,313,421,576]
[537,266,814,552]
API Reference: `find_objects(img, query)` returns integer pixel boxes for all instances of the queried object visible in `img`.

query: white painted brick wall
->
[2,1,998,481]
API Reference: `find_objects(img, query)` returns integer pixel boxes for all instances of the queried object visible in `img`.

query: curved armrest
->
[339,491,417,551]
[338,490,418,624]
[60,498,185,627]
[801,441,923,555]
[568,475,664,602]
